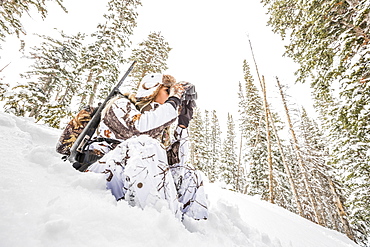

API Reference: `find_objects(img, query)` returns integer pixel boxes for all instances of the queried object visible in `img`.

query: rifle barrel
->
[67,61,137,165]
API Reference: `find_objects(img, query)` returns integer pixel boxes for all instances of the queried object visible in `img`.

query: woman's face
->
[154,86,170,104]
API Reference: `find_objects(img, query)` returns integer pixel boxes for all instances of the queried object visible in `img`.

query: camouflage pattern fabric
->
[56,106,95,156]
[88,96,176,155]
[88,135,182,218]
[169,127,209,220]
[87,96,208,220]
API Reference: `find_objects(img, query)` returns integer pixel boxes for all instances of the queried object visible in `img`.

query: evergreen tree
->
[220,113,238,190]
[264,108,297,214]
[261,1,370,243]
[329,116,370,244]
[4,31,85,128]
[298,107,355,240]
[261,0,369,86]
[189,108,221,183]
[80,0,142,105]
[0,0,66,44]
[268,110,294,210]
[0,76,9,100]
[238,60,298,211]
[3,0,141,128]
[188,107,206,170]
[238,60,268,198]
[209,110,222,182]
[127,31,172,91]
[200,110,212,176]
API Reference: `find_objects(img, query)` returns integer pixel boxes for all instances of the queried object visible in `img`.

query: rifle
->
[68,61,137,171]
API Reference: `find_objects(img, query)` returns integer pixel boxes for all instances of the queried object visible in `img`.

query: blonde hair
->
[135,74,176,112]
[102,74,176,117]
[101,95,121,118]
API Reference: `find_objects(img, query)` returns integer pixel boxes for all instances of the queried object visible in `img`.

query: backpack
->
[56,105,96,156]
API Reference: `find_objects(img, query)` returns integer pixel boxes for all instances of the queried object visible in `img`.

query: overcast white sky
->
[0,0,315,131]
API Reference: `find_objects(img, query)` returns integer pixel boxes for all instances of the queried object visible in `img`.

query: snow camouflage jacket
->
[87,96,209,220]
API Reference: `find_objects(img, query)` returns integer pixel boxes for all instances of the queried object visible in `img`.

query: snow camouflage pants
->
[87,135,209,220]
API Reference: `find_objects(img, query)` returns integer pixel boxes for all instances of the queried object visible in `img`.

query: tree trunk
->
[247,39,274,202]
[276,77,324,226]
[88,70,99,106]
[268,107,304,216]
[327,176,355,241]
[29,77,53,118]
[261,76,274,204]
[253,113,263,147]
[236,133,243,192]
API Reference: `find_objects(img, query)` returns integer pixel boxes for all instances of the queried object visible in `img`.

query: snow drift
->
[0,112,359,247]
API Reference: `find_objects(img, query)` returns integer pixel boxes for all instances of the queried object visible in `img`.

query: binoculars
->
[182,83,198,101]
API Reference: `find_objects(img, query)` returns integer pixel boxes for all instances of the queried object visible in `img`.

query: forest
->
[0,0,369,246]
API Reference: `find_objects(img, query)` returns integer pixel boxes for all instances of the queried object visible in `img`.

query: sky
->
[0,111,358,247]
[0,0,315,131]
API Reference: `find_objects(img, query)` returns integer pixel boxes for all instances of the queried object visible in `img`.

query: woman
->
[87,73,208,220]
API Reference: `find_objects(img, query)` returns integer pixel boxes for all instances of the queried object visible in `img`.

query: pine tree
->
[4,31,85,128]
[127,31,172,91]
[0,74,9,100]
[0,0,66,44]
[261,78,293,208]
[329,116,370,244]
[189,107,206,170]
[294,106,355,241]
[209,110,222,182]
[261,76,275,203]
[201,110,212,175]
[220,113,238,190]
[268,108,297,213]
[238,60,268,198]
[3,0,141,128]
[80,0,142,105]
[261,2,370,243]
[277,77,325,226]
[261,0,369,86]
[189,108,222,183]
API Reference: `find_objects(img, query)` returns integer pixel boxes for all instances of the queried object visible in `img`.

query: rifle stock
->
[68,61,137,170]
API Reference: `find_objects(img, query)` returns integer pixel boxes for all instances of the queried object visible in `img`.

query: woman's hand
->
[178,100,194,128]
[168,83,186,99]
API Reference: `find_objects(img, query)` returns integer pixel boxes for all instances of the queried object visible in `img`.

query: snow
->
[0,112,359,247]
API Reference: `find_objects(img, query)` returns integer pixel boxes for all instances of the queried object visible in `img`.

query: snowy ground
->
[0,112,359,247]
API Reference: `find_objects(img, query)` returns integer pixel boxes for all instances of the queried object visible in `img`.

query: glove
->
[168,83,185,99]
[178,100,195,128]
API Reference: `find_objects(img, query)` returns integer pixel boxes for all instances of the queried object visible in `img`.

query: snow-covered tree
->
[127,31,172,91]
[329,117,370,244]
[4,31,85,128]
[261,0,369,86]
[238,61,268,198]
[189,107,206,170]
[220,113,238,190]
[297,107,355,241]
[0,0,66,44]
[80,0,142,105]
[189,108,222,183]
[0,78,9,100]
[200,110,212,176]
[208,110,222,182]
[268,110,294,210]
[261,2,370,243]
[3,0,141,128]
